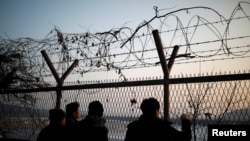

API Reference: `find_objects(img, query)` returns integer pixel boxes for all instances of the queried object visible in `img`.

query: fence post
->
[41,50,78,109]
[152,30,170,121]
[41,50,61,84]
[55,83,62,109]
[153,30,179,121]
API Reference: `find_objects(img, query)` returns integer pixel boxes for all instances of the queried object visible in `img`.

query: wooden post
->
[168,45,179,72]
[41,50,62,84]
[61,60,79,82]
[56,83,62,109]
[41,50,78,109]
[152,30,170,121]
[153,30,179,121]
[152,30,169,77]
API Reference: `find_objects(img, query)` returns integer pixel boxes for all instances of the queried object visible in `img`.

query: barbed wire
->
[0,1,249,82]
[27,37,250,71]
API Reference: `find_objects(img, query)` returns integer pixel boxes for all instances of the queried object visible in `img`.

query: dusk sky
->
[0,0,246,38]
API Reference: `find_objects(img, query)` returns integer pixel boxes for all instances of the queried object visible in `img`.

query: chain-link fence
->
[0,72,250,141]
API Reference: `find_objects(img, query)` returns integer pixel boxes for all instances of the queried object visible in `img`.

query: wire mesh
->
[0,73,249,141]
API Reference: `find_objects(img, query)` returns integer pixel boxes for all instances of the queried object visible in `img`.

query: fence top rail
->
[1,73,250,94]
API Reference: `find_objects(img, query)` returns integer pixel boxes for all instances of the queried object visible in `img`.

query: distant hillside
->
[0,103,48,117]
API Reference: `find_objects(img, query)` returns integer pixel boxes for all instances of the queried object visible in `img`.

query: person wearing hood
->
[79,100,108,141]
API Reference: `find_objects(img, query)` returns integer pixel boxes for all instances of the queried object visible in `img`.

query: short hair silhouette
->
[66,102,79,117]
[140,97,160,116]
[88,101,104,117]
[49,108,65,124]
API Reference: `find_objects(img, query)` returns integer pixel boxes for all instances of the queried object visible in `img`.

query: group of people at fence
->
[36,97,192,141]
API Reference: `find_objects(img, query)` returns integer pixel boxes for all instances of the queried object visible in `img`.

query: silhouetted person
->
[124,97,192,141]
[37,108,66,141]
[65,102,81,140]
[79,100,108,141]
[65,102,80,127]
